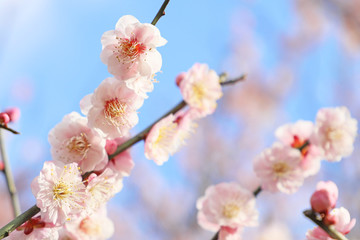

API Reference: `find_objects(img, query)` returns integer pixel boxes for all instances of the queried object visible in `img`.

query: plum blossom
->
[144,111,196,165]
[310,181,338,214]
[63,207,114,240]
[106,138,134,176]
[253,142,304,194]
[275,120,323,177]
[31,161,88,225]
[7,216,58,240]
[4,107,21,122]
[219,226,243,240]
[86,168,123,211]
[179,63,223,118]
[80,78,144,138]
[312,106,357,162]
[125,74,155,99]
[196,182,258,233]
[306,207,356,240]
[101,15,167,79]
[48,112,107,172]
[0,112,10,126]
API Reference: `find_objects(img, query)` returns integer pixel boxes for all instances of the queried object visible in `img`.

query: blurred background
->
[0,0,359,239]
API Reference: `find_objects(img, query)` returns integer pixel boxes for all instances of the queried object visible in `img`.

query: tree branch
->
[151,0,170,26]
[0,125,19,135]
[0,130,21,217]
[303,209,349,240]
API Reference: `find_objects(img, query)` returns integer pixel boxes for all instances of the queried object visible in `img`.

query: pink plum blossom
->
[144,111,196,165]
[7,216,58,240]
[31,161,89,225]
[125,74,154,99]
[312,106,357,162]
[86,168,123,211]
[179,63,223,118]
[219,226,243,240]
[4,107,21,122]
[48,112,108,172]
[0,112,10,126]
[275,120,323,177]
[80,78,143,138]
[196,182,258,232]
[310,181,338,214]
[253,142,304,194]
[100,15,167,79]
[63,207,114,240]
[306,207,356,240]
[106,137,134,176]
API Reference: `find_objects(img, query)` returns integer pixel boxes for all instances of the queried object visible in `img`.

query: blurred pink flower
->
[306,207,356,240]
[196,182,258,232]
[219,226,243,240]
[4,107,21,122]
[0,112,10,126]
[275,120,323,177]
[253,142,304,194]
[80,78,143,138]
[312,106,357,162]
[106,137,134,177]
[48,112,107,172]
[310,181,338,214]
[101,15,167,79]
[31,161,88,225]
[179,63,222,118]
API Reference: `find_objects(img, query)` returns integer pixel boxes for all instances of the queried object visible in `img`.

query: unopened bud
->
[5,107,21,122]
[0,113,10,125]
[105,139,118,156]
[175,72,186,87]
[310,181,338,214]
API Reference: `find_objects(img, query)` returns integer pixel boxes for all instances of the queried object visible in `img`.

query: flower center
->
[154,123,178,154]
[79,217,101,236]
[66,133,91,159]
[222,203,240,219]
[104,98,130,127]
[53,181,72,200]
[114,37,146,64]
[327,128,345,142]
[191,82,207,106]
[291,135,309,157]
[272,162,290,176]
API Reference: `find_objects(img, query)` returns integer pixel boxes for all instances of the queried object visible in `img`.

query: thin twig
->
[0,130,21,217]
[303,209,349,240]
[0,74,246,239]
[0,125,19,135]
[151,0,170,25]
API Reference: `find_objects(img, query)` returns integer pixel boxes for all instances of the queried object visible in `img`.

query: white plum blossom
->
[101,15,167,80]
[275,120,323,177]
[64,207,114,240]
[125,74,155,99]
[312,106,357,162]
[253,142,304,194]
[31,162,89,225]
[196,182,258,232]
[178,63,223,118]
[48,112,108,172]
[80,77,144,138]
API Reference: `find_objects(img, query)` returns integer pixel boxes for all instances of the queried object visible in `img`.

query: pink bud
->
[105,139,118,155]
[0,161,4,171]
[0,113,10,125]
[310,181,338,214]
[5,107,21,122]
[175,72,186,87]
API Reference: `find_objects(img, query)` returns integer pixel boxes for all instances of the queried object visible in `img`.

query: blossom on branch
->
[80,78,144,138]
[196,182,258,236]
[106,137,134,177]
[48,112,108,172]
[178,63,223,118]
[101,15,167,80]
[31,162,89,225]
[253,142,304,194]
[310,181,338,215]
[311,106,357,162]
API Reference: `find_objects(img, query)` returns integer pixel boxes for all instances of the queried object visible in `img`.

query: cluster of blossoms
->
[8,13,224,239]
[0,107,20,128]
[306,181,356,239]
[196,106,358,239]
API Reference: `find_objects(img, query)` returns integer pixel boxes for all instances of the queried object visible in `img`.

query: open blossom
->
[125,74,154,99]
[106,138,134,176]
[179,63,223,118]
[312,106,357,162]
[80,77,144,138]
[144,111,196,165]
[48,112,107,172]
[253,142,304,194]
[101,15,167,79]
[306,207,356,240]
[31,161,88,225]
[64,207,114,240]
[86,168,123,211]
[310,181,338,214]
[7,216,58,240]
[196,182,258,232]
[275,120,323,177]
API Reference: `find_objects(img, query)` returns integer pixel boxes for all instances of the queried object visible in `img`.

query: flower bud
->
[105,139,118,156]
[310,181,338,214]
[175,72,186,87]
[0,113,10,125]
[5,107,21,122]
